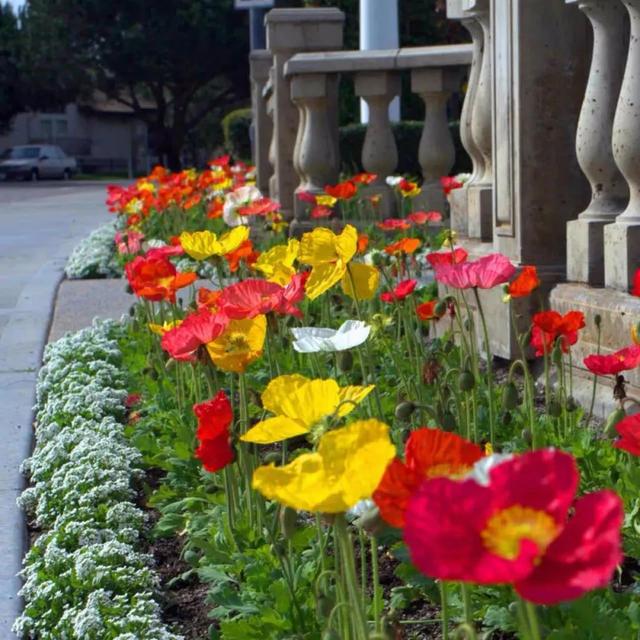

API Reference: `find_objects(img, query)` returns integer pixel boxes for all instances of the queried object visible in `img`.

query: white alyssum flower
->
[223,184,262,227]
[65,222,121,279]
[291,320,371,353]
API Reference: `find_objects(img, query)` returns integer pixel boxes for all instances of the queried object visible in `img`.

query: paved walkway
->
[0,181,118,636]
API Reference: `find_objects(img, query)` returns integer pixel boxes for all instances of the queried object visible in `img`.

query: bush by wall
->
[222,107,252,163]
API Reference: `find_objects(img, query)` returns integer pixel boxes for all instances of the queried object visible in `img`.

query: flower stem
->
[473,288,496,446]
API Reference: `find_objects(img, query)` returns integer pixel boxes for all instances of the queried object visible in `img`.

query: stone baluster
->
[263,72,277,199]
[446,0,486,235]
[290,73,340,235]
[354,70,401,217]
[604,0,640,291]
[249,50,274,195]
[566,0,628,286]
[464,0,493,240]
[411,67,459,215]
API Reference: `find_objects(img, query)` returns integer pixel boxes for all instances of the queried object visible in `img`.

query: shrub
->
[222,107,252,163]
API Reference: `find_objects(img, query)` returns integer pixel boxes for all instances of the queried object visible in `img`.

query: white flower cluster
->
[14,320,183,640]
[65,222,122,279]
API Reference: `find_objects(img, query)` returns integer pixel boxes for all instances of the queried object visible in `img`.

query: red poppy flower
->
[507,265,540,298]
[614,414,640,456]
[325,180,357,200]
[584,344,640,376]
[297,190,317,203]
[278,271,308,317]
[398,179,420,197]
[377,218,411,231]
[357,234,369,254]
[373,428,483,528]
[238,197,280,217]
[440,175,463,196]
[352,172,377,185]
[193,391,234,472]
[145,245,185,259]
[434,253,516,290]
[218,277,305,320]
[631,268,640,296]
[384,237,421,255]
[225,239,259,273]
[125,393,142,408]
[380,279,418,303]
[416,300,443,322]
[210,154,231,168]
[426,248,468,267]
[311,205,333,219]
[531,310,585,357]
[125,255,196,303]
[404,449,623,604]
[408,211,442,225]
[207,198,224,219]
[161,309,229,361]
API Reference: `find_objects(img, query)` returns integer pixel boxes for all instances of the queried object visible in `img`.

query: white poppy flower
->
[467,453,513,486]
[291,320,371,353]
[385,175,403,187]
[223,185,262,227]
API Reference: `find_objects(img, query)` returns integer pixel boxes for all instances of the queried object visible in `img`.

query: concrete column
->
[265,72,277,199]
[290,73,340,233]
[266,8,344,220]
[411,67,458,215]
[359,0,400,123]
[466,0,493,241]
[249,50,274,194]
[567,0,629,286]
[604,0,640,291]
[492,0,590,269]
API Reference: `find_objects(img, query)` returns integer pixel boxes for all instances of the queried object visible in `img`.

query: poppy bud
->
[442,410,456,432]
[594,313,602,328]
[547,398,562,418]
[279,507,298,539]
[316,593,334,619]
[552,341,564,367]
[434,300,447,316]
[183,549,199,565]
[605,407,626,438]
[395,401,416,421]
[502,382,519,410]
[464,318,472,332]
[372,252,385,267]
[521,428,533,445]
[337,350,354,372]
[128,305,136,317]
[566,396,578,412]
[353,505,384,535]
[148,368,159,381]
[263,451,281,465]
[458,370,475,392]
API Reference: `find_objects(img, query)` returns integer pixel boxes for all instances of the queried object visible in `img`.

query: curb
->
[0,258,66,638]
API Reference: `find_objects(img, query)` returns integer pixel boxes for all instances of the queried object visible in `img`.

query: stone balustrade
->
[280,44,472,233]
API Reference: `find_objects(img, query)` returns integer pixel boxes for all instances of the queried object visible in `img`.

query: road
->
[0,180,122,637]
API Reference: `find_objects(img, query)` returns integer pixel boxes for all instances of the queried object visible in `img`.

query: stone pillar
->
[249,50,273,195]
[466,0,493,241]
[447,0,486,235]
[290,73,340,234]
[492,0,590,269]
[411,67,458,215]
[266,8,344,220]
[604,0,640,291]
[264,71,277,199]
[566,0,629,286]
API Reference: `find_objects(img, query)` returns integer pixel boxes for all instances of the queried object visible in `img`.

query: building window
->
[55,119,68,137]
[40,119,52,139]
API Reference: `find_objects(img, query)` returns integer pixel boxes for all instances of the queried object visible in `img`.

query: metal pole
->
[249,8,267,50]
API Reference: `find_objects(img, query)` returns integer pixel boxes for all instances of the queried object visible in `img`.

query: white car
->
[0,145,78,181]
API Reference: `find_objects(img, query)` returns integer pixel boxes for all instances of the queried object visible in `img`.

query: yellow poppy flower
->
[180,226,250,261]
[252,419,395,513]
[206,315,266,373]
[148,320,181,336]
[316,194,337,208]
[298,225,358,300]
[240,374,374,444]
[341,263,380,301]
[253,238,300,286]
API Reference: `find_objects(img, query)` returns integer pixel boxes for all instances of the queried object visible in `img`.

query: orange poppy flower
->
[325,180,358,200]
[357,233,369,254]
[507,265,540,298]
[352,172,378,185]
[197,287,223,312]
[398,179,420,198]
[225,239,259,273]
[416,300,443,322]
[384,237,421,255]
[373,428,484,528]
[207,198,224,219]
[125,255,197,303]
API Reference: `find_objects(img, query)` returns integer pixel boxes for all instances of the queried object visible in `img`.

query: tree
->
[23,0,250,169]
[0,3,24,133]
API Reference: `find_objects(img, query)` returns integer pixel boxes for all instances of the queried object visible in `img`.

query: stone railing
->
[282,45,472,233]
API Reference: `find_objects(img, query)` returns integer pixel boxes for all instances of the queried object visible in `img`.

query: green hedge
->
[222,107,252,162]
[339,120,471,178]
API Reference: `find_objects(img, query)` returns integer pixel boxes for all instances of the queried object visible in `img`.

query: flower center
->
[425,462,471,479]
[226,333,250,353]
[481,505,559,561]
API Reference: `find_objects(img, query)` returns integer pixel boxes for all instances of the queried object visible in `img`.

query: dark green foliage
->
[0,3,24,133]
[222,107,252,162]
[339,120,471,178]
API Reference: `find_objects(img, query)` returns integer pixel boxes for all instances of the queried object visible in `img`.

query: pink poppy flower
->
[434,253,516,289]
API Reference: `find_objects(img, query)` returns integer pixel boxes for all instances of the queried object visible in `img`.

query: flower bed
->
[26,161,640,639]
[15,321,182,640]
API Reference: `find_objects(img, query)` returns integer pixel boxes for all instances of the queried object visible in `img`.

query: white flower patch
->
[14,320,182,639]
[65,222,122,279]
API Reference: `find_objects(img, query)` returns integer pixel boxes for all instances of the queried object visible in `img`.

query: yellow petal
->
[148,320,181,336]
[334,225,358,263]
[206,315,266,373]
[335,385,375,417]
[180,230,220,261]
[305,262,346,300]
[254,239,299,285]
[241,416,309,444]
[341,263,380,301]
[298,227,341,266]
[218,225,250,255]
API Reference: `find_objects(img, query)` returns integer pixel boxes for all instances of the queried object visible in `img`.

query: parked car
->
[0,145,78,181]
